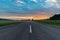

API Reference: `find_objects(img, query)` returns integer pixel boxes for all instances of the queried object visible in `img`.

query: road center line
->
[29,25,32,33]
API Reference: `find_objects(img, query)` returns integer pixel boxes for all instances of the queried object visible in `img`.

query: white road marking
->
[29,25,32,33]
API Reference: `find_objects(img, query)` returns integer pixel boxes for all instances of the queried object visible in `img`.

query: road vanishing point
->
[0,21,60,40]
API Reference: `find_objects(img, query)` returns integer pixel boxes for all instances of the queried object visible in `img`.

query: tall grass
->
[34,20,60,26]
[0,21,21,26]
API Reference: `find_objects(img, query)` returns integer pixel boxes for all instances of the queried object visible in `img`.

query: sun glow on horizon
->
[0,15,50,20]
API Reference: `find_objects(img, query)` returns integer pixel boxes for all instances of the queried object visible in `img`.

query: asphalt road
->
[0,21,60,40]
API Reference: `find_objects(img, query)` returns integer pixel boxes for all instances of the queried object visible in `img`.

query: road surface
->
[0,21,60,40]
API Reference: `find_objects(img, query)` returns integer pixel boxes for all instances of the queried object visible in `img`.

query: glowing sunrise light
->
[0,14,50,20]
[46,0,57,3]
[33,16,50,20]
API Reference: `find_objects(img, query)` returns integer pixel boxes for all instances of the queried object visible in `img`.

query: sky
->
[0,0,60,20]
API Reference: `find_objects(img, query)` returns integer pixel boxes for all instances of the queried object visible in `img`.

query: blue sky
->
[0,0,60,16]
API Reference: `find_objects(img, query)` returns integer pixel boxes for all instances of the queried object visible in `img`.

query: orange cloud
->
[33,15,50,20]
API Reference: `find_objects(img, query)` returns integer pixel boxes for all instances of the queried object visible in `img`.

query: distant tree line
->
[50,14,60,20]
[0,18,13,21]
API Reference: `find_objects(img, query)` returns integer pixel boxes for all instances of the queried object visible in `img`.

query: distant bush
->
[50,14,60,20]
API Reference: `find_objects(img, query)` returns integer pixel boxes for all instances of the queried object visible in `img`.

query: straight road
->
[0,22,30,40]
[0,21,60,40]
[30,21,60,40]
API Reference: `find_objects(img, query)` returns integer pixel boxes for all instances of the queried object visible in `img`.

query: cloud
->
[31,0,38,3]
[45,0,60,8]
[45,0,55,7]
[0,0,60,16]
[46,0,57,3]
[17,0,25,4]
[16,0,26,6]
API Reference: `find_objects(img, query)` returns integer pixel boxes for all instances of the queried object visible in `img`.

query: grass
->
[0,21,21,26]
[34,20,60,26]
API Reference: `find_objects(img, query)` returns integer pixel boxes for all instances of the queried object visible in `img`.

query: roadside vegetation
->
[34,20,60,26]
[34,14,60,26]
[0,21,21,26]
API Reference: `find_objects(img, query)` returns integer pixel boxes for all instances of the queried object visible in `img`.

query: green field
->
[34,20,60,26]
[0,21,21,26]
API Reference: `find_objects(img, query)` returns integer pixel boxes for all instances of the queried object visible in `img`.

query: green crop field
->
[34,20,60,26]
[0,21,21,26]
